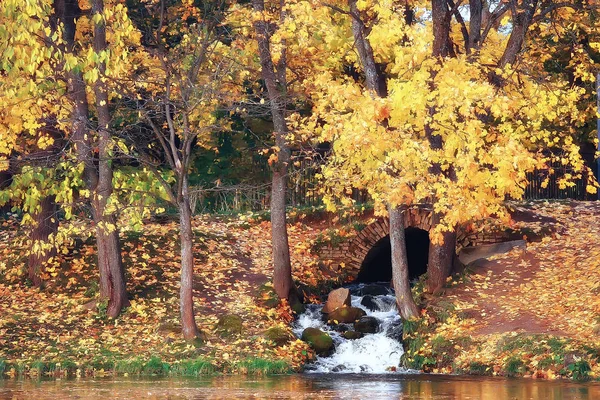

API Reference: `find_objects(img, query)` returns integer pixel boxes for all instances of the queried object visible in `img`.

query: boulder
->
[343,331,364,340]
[263,326,293,347]
[301,327,334,356]
[354,316,380,334]
[215,314,243,338]
[322,288,351,313]
[385,319,404,342]
[360,284,390,296]
[327,306,366,324]
[360,295,380,312]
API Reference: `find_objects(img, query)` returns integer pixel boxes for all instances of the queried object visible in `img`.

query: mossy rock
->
[264,327,293,347]
[301,327,334,356]
[257,284,280,309]
[215,314,243,338]
[343,331,364,340]
[327,306,366,324]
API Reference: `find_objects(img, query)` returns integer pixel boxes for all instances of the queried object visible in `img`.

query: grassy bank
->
[0,356,293,379]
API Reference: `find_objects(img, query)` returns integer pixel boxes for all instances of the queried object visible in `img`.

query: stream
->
[293,283,407,373]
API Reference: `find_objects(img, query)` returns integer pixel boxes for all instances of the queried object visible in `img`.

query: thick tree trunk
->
[431,0,455,58]
[498,0,539,68]
[92,0,128,317]
[178,176,200,340]
[253,0,295,300]
[389,206,420,319]
[426,214,456,294]
[28,195,59,287]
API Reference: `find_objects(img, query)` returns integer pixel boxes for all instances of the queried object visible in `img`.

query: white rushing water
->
[293,284,409,374]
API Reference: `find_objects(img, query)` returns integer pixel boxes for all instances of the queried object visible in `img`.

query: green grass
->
[170,357,216,376]
[0,358,5,376]
[504,356,526,377]
[235,358,291,375]
[114,358,144,375]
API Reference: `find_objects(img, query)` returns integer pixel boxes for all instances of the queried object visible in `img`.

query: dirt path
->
[442,201,600,340]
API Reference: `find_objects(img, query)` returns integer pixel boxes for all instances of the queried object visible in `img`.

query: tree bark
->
[91,0,128,317]
[178,175,200,340]
[426,213,456,294]
[389,206,419,319]
[252,0,295,300]
[498,0,539,68]
[468,0,483,51]
[28,195,59,287]
[431,0,455,58]
[348,0,387,96]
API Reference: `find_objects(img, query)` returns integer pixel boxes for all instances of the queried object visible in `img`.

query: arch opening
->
[356,227,430,283]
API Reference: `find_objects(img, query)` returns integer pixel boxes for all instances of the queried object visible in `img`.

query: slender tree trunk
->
[348,0,387,97]
[28,195,58,287]
[468,0,483,51]
[178,175,200,340]
[389,206,419,319]
[92,0,128,317]
[422,0,459,293]
[252,0,295,300]
[347,2,420,312]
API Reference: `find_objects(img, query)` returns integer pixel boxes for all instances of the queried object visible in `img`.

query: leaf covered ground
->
[2,201,600,380]
[405,201,600,380]
[0,211,349,377]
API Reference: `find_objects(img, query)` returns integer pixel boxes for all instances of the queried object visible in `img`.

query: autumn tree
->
[0,0,141,316]
[280,0,597,302]
[117,0,243,340]
[250,0,298,301]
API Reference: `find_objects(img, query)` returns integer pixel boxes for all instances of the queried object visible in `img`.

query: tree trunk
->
[348,0,387,96]
[468,0,483,51]
[426,214,456,294]
[390,206,420,319]
[252,0,295,300]
[498,0,539,68]
[431,0,455,58]
[92,0,128,317]
[178,176,200,340]
[28,195,58,287]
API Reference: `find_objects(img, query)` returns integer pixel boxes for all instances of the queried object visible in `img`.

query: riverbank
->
[1,201,600,380]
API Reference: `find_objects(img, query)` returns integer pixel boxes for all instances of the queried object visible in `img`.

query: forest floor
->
[1,201,600,380]
[0,208,349,378]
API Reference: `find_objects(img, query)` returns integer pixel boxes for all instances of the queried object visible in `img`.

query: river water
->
[2,374,600,399]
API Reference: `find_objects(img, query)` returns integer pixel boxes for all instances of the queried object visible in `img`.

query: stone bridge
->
[317,207,512,282]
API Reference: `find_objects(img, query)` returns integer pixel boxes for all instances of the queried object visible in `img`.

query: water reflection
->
[1,374,599,399]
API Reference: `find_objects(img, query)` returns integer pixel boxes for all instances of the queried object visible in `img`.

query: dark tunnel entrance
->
[356,228,430,283]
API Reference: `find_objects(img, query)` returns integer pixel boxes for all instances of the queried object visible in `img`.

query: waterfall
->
[293,284,410,374]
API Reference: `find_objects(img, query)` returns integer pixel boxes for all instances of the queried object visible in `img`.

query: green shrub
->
[567,360,591,381]
[143,356,169,375]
